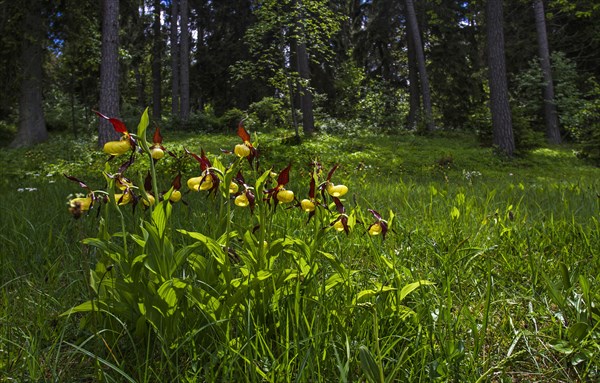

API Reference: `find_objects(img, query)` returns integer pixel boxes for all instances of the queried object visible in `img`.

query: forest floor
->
[1,129,599,382]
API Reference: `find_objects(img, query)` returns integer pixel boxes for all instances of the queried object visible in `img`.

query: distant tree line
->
[1,0,599,158]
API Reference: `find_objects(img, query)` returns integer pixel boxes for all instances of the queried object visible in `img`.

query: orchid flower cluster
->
[66,113,390,239]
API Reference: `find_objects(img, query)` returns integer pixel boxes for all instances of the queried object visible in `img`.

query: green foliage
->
[513,52,583,139]
[512,51,600,164]
[2,120,600,381]
[246,96,288,132]
[571,79,600,165]
[354,79,409,131]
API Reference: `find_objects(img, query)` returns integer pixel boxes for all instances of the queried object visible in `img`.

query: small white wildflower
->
[17,188,25,192]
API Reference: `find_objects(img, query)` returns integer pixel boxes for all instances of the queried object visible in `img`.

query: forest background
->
[0,0,599,159]
[1,1,600,382]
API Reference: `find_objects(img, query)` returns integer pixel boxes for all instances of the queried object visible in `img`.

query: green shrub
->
[574,79,600,165]
[219,107,246,133]
[247,96,287,132]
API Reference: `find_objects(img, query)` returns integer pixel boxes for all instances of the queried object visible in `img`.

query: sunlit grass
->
[1,129,599,381]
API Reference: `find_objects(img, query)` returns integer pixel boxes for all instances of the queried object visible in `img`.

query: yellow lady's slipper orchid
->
[326,183,348,198]
[199,175,213,191]
[68,196,93,218]
[116,177,134,191]
[114,192,133,205]
[169,190,182,202]
[150,147,164,160]
[187,176,202,191]
[368,223,383,236]
[333,220,345,232]
[277,189,294,203]
[234,143,251,158]
[300,199,316,212]
[235,193,249,207]
[143,194,156,206]
[229,181,239,194]
[69,196,92,211]
[103,137,131,156]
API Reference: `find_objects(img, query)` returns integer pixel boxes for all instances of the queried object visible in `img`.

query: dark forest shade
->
[98,0,120,146]
[405,0,434,132]
[487,0,515,156]
[10,0,48,148]
[534,0,560,145]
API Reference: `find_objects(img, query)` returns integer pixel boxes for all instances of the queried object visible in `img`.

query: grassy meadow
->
[1,127,599,382]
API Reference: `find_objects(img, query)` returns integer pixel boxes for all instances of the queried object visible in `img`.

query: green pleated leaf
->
[399,280,434,302]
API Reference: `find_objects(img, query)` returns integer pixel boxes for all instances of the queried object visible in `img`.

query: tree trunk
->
[486,0,515,156]
[152,0,162,120]
[179,0,190,120]
[406,23,420,130]
[98,0,120,147]
[10,0,48,148]
[404,0,434,132]
[170,0,180,117]
[295,0,314,136]
[534,0,561,144]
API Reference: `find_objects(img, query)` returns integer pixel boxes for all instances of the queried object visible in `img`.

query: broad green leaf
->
[359,345,381,383]
[179,230,227,265]
[379,255,394,271]
[568,322,589,342]
[152,198,172,238]
[356,289,377,302]
[255,169,272,192]
[399,280,434,302]
[549,339,574,354]
[325,273,344,292]
[137,107,150,139]
[356,286,396,303]
[254,270,272,281]
[60,300,99,316]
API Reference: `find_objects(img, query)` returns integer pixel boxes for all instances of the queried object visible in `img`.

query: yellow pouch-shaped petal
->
[103,139,131,156]
[277,189,294,203]
[301,199,316,212]
[326,183,348,198]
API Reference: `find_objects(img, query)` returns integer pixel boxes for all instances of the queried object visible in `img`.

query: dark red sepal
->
[144,172,153,193]
[327,164,340,182]
[94,111,128,133]
[185,148,212,171]
[368,209,383,221]
[64,174,90,191]
[308,176,316,199]
[277,164,292,186]
[153,126,163,144]
[237,121,251,143]
[171,173,182,190]
[333,197,345,214]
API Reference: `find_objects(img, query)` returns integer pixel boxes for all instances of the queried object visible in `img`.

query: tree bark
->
[170,0,180,117]
[404,0,434,132]
[406,23,420,130]
[486,0,515,156]
[179,0,190,120]
[10,0,48,148]
[295,0,314,136]
[152,0,162,120]
[98,0,120,147]
[533,0,561,144]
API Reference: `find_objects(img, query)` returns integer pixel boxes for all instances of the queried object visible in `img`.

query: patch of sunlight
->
[531,148,572,158]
